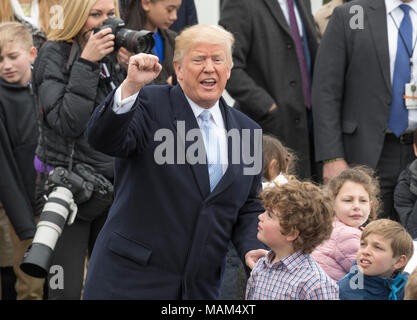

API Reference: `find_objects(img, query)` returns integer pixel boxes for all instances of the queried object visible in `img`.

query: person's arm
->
[219,0,276,118]
[35,29,115,139]
[86,53,162,157]
[312,6,348,166]
[394,165,417,238]
[334,227,361,275]
[245,269,256,300]
[322,159,349,184]
[231,131,267,267]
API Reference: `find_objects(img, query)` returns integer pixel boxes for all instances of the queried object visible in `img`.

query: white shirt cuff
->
[112,86,139,114]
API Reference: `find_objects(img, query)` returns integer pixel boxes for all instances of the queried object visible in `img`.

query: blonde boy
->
[246,178,339,300]
[338,219,414,300]
[0,21,43,300]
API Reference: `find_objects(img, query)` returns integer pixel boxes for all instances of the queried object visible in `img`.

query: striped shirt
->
[246,250,339,300]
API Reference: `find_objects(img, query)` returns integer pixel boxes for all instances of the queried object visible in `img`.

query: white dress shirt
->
[386,0,417,130]
[112,87,228,173]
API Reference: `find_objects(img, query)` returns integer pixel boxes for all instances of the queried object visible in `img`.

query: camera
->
[47,167,94,205]
[93,17,155,54]
[20,186,78,278]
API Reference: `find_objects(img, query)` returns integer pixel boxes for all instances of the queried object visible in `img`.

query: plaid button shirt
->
[246,250,339,300]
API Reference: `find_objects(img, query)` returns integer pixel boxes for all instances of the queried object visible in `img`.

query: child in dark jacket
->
[394,128,417,239]
[338,219,414,300]
[0,21,44,300]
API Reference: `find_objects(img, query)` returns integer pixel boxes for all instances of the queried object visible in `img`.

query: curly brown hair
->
[260,177,335,254]
[326,166,380,223]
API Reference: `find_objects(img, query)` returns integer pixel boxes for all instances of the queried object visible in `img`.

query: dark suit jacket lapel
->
[170,85,211,198]
[208,98,239,200]
[367,0,391,92]
[264,0,292,37]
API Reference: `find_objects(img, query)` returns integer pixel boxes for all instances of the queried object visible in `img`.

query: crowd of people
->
[1,0,417,301]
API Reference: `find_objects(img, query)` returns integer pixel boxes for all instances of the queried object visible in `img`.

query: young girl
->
[122,0,181,84]
[262,134,296,189]
[311,166,380,281]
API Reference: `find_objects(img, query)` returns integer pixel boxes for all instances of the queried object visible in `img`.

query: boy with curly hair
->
[246,178,339,300]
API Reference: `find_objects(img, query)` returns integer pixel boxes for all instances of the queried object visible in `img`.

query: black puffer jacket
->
[33,41,125,179]
[393,160,417,239]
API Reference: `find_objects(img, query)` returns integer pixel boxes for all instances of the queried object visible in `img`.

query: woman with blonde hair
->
[0,0,59,48]
[32,0,127,299]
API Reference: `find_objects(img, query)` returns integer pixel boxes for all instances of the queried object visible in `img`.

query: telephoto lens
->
[20,187,77,278]
[115,28,155,54]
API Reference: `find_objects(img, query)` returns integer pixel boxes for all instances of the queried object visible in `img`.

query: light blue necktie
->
[388,4,412,137]
[199,110,223,191]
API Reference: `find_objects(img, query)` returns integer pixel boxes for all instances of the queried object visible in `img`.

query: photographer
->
[394,128,417,240]
[32,0,128,299]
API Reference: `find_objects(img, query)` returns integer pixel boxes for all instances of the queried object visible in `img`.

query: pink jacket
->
[311,218,362,281]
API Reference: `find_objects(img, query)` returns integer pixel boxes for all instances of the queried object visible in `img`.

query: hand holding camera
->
[81,27,116,63]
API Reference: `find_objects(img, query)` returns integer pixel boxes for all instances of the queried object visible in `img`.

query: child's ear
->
[268,158,278,180]
[29,46,37,63]
[286,229,299,242]
[141,0,151,11]
[393,254,407,271]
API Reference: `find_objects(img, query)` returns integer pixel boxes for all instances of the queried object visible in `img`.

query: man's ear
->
[393,254,407,271]
[174,62,183,81]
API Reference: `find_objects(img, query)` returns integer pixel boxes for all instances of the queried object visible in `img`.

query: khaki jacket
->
[315,0,345,40]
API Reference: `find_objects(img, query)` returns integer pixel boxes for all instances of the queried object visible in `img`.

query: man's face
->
[356,233,406,277]
[0,41,36,85]
[175,42,231,109]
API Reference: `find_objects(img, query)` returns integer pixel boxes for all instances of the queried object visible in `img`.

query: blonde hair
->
[361,219,414,273]
[405,266,417,300]
[0,22,34,52]
[173,24,234,69]
[47,0,120,41]
[260,177,334,254]
[0,0,59,33]
[326,166,380,223]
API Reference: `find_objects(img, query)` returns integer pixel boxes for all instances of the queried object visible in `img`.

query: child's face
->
[257,209,294,251]
[142,0,182,31]
[334,181,371,228]
[0,41,35,85]
[357,233,406,277]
